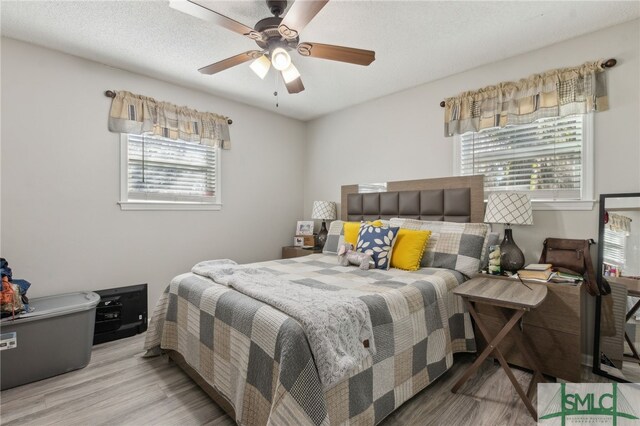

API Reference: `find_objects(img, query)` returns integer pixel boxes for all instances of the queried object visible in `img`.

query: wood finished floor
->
[0,333,605,426]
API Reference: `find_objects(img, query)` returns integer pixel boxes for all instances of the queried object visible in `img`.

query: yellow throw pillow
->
[391,229,431,271]
[343,220,383,246]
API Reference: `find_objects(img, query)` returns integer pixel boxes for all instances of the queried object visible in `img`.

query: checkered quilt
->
[144,254,476,425]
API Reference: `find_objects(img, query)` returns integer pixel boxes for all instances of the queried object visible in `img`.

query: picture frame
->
[296,220,314,236]
[293,236,305,247]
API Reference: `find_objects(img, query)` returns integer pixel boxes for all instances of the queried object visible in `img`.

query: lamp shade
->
[271,47,291,71]
[281,63,301,84]
[249,55,271,79]
[484,193,533,225]
[311,201,337,220]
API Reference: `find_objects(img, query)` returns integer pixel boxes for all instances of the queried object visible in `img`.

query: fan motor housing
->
[254,16,282,34]
[254,16,298,50]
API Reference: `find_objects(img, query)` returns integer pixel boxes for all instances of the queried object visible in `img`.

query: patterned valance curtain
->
[108,91,231,149]
[608,213,632,235]
[444,60,609,137]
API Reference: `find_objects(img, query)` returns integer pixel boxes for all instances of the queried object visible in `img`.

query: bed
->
[144,175,488,425]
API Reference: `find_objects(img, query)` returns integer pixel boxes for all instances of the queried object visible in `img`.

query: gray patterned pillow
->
[322,220,345,254]
[322,220,391,255]
[389,218,490,277]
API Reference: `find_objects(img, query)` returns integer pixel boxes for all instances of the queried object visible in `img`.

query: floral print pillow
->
[356,223,400,270]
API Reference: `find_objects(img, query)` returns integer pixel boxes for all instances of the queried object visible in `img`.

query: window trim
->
[118,134,222,211]
[452,113,594,211]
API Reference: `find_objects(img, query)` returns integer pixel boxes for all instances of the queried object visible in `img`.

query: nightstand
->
[282,246,322,259]
[452,276,549,420]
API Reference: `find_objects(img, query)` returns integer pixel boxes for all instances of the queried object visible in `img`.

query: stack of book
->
[517,264,553,281]
[516,264,585,285]
[550,270,584,284]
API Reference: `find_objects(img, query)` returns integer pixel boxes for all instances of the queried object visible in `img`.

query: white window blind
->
[603,227,627,267]
[459,115,585,200]
[126,134,218,204]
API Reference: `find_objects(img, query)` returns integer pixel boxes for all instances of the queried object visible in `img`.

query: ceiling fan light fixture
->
[271,47,291,71]
[179,0,376,95]
[281,63,301,84]
[249,55,271,79]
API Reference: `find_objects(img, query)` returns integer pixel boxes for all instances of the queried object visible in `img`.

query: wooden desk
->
[471,274,583,382]
[607,276,640,297]
[608,276,640,365]
[452,276,548,420]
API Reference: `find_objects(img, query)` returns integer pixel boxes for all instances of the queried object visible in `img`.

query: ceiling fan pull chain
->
[274,70,279,107]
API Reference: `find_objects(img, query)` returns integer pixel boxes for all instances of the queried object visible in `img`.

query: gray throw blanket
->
[192,259,376,389]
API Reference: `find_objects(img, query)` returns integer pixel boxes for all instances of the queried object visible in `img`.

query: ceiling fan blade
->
[284,75,305,94]
[278,0,329,40]
[198,51,262,75]
[170,0,262,41]
[297,42,375,66]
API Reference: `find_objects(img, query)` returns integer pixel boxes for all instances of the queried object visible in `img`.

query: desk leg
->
[495,307,547,394]
[624,300,640,364]
[452,300,538,420]
[451,302,523,393]
[624,333,640,364]
[625,299,640,322]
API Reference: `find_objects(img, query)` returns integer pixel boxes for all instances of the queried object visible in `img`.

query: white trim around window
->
[118,134,222,211]
[453,113,595,211]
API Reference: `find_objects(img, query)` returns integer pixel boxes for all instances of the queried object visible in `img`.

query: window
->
[119,133,221,210]
[603,227,627,267]
[454,114,594,210]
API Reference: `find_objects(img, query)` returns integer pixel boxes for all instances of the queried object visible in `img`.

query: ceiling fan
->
[170,0,376,94]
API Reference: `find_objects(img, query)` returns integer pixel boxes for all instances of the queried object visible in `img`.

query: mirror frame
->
[592,192,640,382]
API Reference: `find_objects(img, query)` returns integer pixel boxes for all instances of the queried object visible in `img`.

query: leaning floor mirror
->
[593,192,640,382]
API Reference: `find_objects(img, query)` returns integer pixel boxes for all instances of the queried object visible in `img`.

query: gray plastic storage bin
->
[0,291,100,390]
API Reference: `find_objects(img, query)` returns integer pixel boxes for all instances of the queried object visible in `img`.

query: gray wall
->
[0,38,307,307]
[303,19,640,358]
[2,20,639,360]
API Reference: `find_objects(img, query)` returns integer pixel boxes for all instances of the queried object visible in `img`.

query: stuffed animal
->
[337,243,373,270]
[488,245,501,275]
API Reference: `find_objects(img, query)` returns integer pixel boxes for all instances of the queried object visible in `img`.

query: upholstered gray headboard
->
[341,175,484,223]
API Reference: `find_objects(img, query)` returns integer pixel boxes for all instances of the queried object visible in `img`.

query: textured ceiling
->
[2,1,639,121]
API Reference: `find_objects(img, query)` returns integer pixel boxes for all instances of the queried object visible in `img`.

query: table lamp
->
[311,201,337,249]
[484,193,533,273]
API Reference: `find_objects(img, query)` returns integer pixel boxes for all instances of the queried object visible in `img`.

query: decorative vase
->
[500,228,525,273]
[317,221,328,249]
